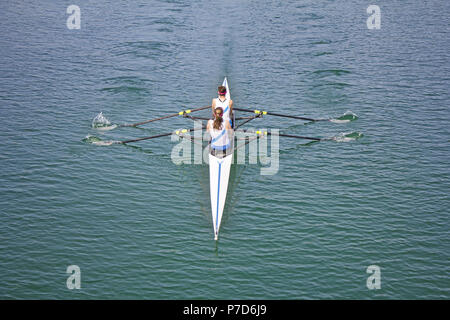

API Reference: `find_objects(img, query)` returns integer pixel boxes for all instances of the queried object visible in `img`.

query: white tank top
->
[208,119,231,150]
[214,97,231,124]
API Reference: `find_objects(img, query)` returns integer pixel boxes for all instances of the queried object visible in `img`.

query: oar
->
[234,113,263,129]
[120,105,211,127]
[119,132,173,144]
[269,132,323,141]
[235,129,324,141]
[119,126,205,144]
[233,107,329,122]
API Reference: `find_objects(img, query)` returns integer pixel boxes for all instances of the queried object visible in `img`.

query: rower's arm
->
[211,99,216,117]
[229,99,233,115]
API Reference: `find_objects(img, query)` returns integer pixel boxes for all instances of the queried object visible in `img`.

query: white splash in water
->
[92,112,116,130]
[96,124,117,131]
[83,135,101,143]
[92,140,117,146]
[83,135,118,146]
[333,131,363,142]
[330,119,349,124]
[330,111,358,123]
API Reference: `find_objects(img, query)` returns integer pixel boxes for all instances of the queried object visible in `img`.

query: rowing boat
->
[98,78,353,240]
[209,77,233,240]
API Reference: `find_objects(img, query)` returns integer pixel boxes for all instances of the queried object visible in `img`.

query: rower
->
[212,85,233,128]
[207,107,233,157]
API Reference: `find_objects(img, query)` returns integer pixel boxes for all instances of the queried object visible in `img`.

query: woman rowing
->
[212,85,233,128]
[207,107,233,156]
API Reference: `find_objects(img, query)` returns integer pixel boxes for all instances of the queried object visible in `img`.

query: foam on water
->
[333,131,363,142]
[92,140,116,146]
[82,135,117,146]
[92,112,117,130]
[330,111,358,123]
[82,135,102,143]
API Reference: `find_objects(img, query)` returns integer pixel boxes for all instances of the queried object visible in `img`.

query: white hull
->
[209,152,233,240]
[209,77,233,240]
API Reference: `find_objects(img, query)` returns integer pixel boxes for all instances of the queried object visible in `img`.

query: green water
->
[0,0,449,299]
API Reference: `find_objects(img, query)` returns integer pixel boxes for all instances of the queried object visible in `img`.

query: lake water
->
[0,0,449,299]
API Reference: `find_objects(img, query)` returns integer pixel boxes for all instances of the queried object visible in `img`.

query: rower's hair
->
[214,107,224,130]
[218,86,226,95]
